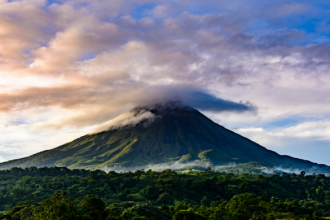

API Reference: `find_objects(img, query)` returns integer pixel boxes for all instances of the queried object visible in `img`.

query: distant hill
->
[0,102,329,172]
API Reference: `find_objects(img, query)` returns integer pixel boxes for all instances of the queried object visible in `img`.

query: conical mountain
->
[0,102,329,172]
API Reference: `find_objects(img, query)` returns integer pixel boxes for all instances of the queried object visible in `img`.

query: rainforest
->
[0,166,329,219]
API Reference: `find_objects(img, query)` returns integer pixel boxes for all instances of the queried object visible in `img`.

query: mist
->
[90,110,159,134]
[260,166,328,175]
[100,160,330,175]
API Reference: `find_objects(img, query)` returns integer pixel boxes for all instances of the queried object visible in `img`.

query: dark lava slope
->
[0,102,328,171]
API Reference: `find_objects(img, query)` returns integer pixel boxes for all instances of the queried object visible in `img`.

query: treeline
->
[1,191,328,219]
[0,167,330,219]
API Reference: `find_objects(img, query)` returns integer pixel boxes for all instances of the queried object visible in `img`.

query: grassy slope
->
[0,108,328,171]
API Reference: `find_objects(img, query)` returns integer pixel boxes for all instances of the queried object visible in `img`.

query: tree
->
[200,196,211,206]
[157,193,173,205]
[79,194,106,220]
[0,200,37,220]
[33,191,80,220]
[140,185,159,200]
[173,208,205,220]
[209,201,227,220]
[225,193,266,220]
[300,171,306,177]
[124,203,172,220]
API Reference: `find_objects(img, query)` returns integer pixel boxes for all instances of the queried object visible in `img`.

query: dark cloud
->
[178,90,256,112]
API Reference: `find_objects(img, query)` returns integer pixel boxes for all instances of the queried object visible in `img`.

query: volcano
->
[0,102,329,172]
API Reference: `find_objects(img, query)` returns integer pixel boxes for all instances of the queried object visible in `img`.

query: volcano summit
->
[0,102,329,172]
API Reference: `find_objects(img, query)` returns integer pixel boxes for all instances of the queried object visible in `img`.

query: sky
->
[1,0,330,165]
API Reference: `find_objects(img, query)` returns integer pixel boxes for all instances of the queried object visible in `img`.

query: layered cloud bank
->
[1,0,330,163]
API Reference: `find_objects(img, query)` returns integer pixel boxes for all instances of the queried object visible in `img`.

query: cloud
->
[234,120,330,165]
[1,0,330,163]
[0,83,255,127]
[176,90,256,113]
[150,5,168,18]
[31,27,96,71]
[0,0,49,71]
[90,110,158,134]
[89,88,255,133]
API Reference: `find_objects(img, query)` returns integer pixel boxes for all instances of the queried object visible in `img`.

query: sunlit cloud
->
[1,0,330,164]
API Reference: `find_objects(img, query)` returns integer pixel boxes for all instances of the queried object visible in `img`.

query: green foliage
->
[2,167,330,219]
[173,208,205,220]
[1,106,329,174]
[225,193,266,220]
[33,191,80,220]
[0,200,38,220]
[140,185,158,200]
[157,193,174,205]
[79,194,106,220]
[124,203,172,220]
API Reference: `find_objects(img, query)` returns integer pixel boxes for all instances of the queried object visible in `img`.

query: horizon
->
[1,0,330,165]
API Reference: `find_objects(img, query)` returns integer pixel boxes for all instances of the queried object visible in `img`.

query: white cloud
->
[90,110,158,134]
[150,5,168,18]
[233,120,330,165]
[1,0,330,164]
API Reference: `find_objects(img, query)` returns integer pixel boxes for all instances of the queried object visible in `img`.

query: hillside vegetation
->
[1,167,330,219]
[0,104,328,173]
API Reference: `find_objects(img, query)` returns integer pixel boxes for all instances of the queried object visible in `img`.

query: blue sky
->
[1,0,330,165]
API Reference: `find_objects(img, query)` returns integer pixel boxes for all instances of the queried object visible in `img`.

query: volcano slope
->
[0,103,329,172]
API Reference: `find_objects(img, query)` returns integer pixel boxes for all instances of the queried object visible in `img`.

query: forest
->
[0,166,330,219]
